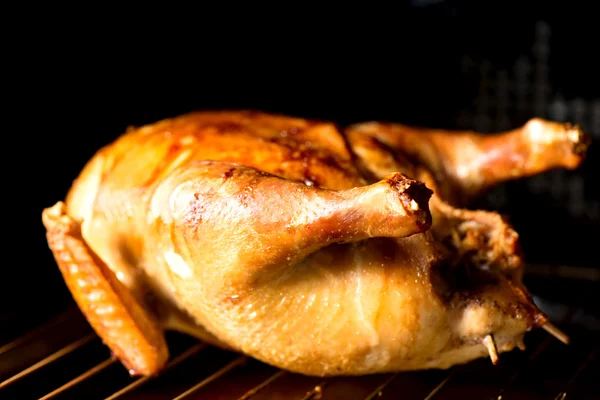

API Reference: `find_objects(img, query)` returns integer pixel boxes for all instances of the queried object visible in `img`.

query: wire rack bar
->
[172,356,249,400]
[0,333,96,389]
[39,357,117,400]
[105,342,208,400]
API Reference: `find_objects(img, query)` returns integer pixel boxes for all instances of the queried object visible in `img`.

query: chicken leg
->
[348,118,591,206]
[147,160,433,287]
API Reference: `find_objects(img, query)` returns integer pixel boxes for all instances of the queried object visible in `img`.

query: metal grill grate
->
[1,265,598,399]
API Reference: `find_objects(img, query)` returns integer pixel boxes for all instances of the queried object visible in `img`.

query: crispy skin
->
[42,202,168,376]
[44,110,590,376]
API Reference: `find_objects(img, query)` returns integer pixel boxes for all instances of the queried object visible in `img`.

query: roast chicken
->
[42,110,590,377]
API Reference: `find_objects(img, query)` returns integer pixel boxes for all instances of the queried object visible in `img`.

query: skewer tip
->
[542,322,570,345]
[483,334,499,365]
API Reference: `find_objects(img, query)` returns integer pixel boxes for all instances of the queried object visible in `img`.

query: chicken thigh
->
[42,111,589,377]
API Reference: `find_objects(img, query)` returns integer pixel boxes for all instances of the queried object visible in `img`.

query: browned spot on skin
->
[532,312,548,328]
[222,167,236,180]
[291,150,307,160]
[168,142,182,155]
[267,137,348,171]
[185,193,206,228]
[320,155,342,169]
[210,121,245,134]
[571,125,591,157]
[386,174,433,231]
[266,137,304,152]
[222,294,242,305]
[235,176,261,208]
[279,126,302,137]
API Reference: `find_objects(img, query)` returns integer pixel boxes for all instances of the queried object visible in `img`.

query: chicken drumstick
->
[350,118,590,206]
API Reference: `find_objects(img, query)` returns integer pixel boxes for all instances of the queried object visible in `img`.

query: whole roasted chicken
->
[42,110,590,377]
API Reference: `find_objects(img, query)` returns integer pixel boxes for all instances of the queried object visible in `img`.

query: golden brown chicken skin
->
[42,110,589,377]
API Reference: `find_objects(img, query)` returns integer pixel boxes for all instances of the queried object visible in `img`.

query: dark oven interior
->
[5,3,599,399]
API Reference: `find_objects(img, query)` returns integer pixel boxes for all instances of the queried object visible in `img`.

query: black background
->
[8,2,599,315]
